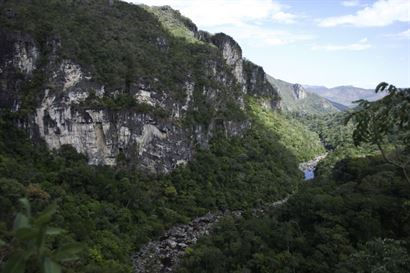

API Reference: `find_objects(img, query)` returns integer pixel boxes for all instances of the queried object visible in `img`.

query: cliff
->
[0,0,279,173]
[267,75,341,115]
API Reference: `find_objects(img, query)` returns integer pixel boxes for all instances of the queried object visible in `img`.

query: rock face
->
[292,84,307,100]
[267,75,341,115]
[0,5,279,173]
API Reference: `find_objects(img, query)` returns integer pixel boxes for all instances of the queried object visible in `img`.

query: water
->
[304,169,315,180]
[299,154,327,181]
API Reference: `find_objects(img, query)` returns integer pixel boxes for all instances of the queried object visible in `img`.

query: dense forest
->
[178,84,410,273]
[0,101,324,273]
[0,1,409,273]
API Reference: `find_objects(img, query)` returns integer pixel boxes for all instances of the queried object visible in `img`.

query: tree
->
[1,198,82,273]
[347,83,410,183]
[337,238,410,273]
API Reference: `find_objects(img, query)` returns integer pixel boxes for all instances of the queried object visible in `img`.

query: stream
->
[133,155,326,273]
[298,154,327,180]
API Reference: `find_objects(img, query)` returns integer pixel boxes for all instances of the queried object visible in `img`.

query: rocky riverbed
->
[132,197,290,273]
[132,154,326,273]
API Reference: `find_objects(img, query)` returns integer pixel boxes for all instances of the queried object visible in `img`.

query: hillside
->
[304,84,386,107]
[0,1,325,272]
[267,75,342,115]
[0,0,280,173]
[1,1,407,273]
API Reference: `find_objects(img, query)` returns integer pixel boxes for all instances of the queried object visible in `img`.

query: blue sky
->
[129,0,409,88]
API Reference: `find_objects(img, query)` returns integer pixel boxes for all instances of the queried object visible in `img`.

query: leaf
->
[13,213,30,230]
[2,252,26,273]
[33,203,57,226]
[36,226,47,254]
[43,257,61,273]
[376,82,388,93]
[54,243,83,262]
[18,198,31,217]
[0,239,5,246]
[16,227,38,241]
[46,227,66,236]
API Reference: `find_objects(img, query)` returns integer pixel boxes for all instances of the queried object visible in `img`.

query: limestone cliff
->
[0,1,279,173]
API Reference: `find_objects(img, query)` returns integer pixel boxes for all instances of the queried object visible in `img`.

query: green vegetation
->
[178,155,410,273]
[0,0,236,114]
[0,108,306,272]
[142,5,203,44]
[77,93,169,119]
[347,83,410,183]
[248,98,325,162]
[178,85,410,273]
[267,75,340,115]
[1,0,407,272]
[291,112,378,177]
[2,198,81,273]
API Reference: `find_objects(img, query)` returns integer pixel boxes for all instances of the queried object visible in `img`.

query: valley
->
[0,1,408,273]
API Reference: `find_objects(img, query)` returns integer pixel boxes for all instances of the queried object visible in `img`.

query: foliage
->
[1,198,81,273]
[338,238,410,273]
[347,83,410,183]
[267,75,340,115]
[248,98,325,162]
[0,111,302,272]
[178,155,410,273]
[0,0,242,122]
[292,111,378,177]
[142,5,202,44]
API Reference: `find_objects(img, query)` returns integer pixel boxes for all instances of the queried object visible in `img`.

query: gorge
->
[0,1,408,273]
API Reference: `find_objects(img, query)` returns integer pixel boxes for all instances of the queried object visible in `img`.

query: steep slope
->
[267,75,341,115]
[304,84,386,107]
[0,0,278,173]
[0,1,327,272]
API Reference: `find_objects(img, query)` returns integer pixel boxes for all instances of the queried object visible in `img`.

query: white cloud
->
[128,0,307,47]
[271,11,297,24]
[128,0,298,26]
[341,0,360,7]
[396,29,410,39]
[386,28,410,39]
[319,0,410,27]
[312,38,371,51]
[219,25,313,47]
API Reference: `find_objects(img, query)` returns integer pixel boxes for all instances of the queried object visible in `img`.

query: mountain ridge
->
[303,84,386,107]
[267,75,342,115]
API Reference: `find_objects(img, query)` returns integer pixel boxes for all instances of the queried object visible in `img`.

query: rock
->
[177,243,188,248]
[167,239,177,248]
[292,84,307,100]
[132,195,291,273]
[0,7,279,174]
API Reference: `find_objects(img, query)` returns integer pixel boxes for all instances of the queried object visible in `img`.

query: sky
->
[128,0,410,89]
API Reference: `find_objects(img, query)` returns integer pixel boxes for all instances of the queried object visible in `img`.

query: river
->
[133,155,326,272]
[298,154,327,180]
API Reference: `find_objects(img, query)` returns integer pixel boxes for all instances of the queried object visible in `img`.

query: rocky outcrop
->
[0,4,279,173]
[211,33,244,86]
[210,33,280,110]
[292,84,307,100]
[0,29,38,110]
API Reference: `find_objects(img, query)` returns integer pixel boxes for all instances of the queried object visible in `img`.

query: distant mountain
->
[303,85,386,107]
[328,100,350,111]
[267,75,342,115]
